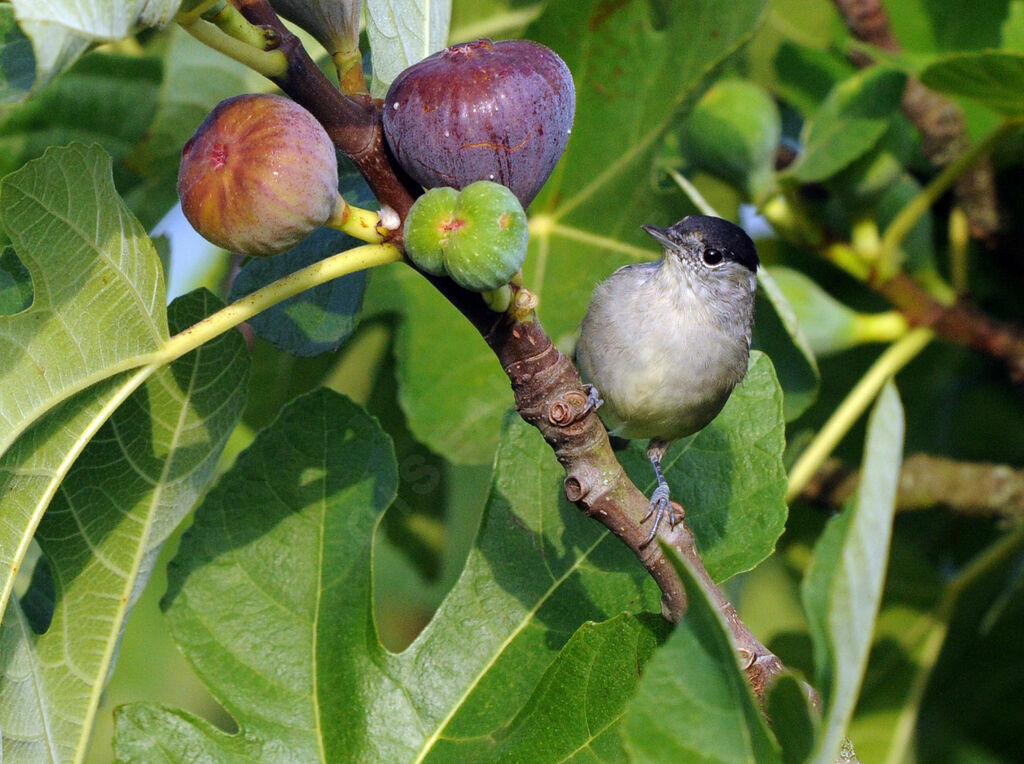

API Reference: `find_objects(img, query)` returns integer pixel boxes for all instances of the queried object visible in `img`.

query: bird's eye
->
[703,248,725,266]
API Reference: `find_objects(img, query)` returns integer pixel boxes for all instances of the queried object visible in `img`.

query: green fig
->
[404,181,528,292]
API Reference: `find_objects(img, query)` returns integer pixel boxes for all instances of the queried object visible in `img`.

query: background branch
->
[801,453,1024,520]
[832,0,1003,242]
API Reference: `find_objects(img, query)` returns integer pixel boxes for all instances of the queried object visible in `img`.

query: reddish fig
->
[178,94,340,256]
[404,181,528,292]
[382,38,575,207]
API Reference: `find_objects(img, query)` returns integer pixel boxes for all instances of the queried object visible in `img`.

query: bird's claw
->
[582,383,603,415]
[641,484,676,546]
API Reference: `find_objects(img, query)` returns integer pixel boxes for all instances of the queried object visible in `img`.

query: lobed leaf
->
[115,403,664,760]
[0,289,248,762]
[0,144,169,620]
[8,0,179,93]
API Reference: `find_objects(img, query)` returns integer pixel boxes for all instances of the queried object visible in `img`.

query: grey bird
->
[576,215,759,544]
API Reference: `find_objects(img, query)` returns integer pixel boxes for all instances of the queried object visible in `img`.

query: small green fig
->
[178,93,340,257]
[404,181,528,292]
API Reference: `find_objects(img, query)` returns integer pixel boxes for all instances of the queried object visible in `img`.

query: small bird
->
[576,215,759,544]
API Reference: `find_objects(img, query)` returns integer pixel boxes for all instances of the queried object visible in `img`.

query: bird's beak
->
[641,224,674,249]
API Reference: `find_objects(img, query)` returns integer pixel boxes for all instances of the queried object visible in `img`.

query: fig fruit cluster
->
[383,38,575,209]
[178,93,340,257]
[404,181,528,292]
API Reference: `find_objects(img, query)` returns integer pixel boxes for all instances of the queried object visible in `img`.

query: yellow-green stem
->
[787,327,934,501]
[325,197,386,244]
[204,1,275,51]
[157,243,400,365]
[178,17,288,78]
[949,206,970,295]
[879,119,1021,276]
[668,168,717,216]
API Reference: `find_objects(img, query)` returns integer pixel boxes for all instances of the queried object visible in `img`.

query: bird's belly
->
[591,321,747,441]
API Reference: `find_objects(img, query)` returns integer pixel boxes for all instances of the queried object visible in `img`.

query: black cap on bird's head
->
[642,215,759,273]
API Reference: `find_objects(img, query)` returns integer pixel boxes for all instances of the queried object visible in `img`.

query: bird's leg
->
[642,439,677,546]
[581,383,603,415]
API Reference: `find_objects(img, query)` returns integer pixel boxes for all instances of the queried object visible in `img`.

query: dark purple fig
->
[382,38,575,207]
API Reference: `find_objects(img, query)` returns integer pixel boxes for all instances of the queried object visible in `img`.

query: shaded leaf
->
[0,6,35,110]
[767,672,819,764]
[0,245,32,314]
[366,0,452,97]
[228,229,368,357]
[681,78,781,199]
[623,545,782,763]
[0,289,248,762]
[920,50,1024,115]
[788,67,906,183]
[754,268,820,421]
[802,382,904,762]
[115,407,662,760]
[620,351,788,582]
[393,0,769,464]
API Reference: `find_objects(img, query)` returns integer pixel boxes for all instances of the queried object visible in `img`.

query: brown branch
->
[224,0,790,701]
[802,454,1024,519]
[874,273,1024,381]
[832,0,1002,242]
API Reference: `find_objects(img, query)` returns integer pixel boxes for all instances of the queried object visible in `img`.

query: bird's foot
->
[582,383,603,415]
[641,483,677,546]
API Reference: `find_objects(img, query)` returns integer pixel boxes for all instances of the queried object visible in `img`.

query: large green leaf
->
[802,382,905,763]
[620,351,788,582]
[366,0,452,97]
[394,0,769,464]
[8,0,180,93]
[0,143,168,456]
[0,289,247,763]
[114,399,665,760]
[0,144,171,620]
[623,545,782,763]
[920,50,1024,115]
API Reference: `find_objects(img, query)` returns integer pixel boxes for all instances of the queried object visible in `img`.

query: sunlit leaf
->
[802,382,904,763]
[366,0,452,97]
[0,289,247,762]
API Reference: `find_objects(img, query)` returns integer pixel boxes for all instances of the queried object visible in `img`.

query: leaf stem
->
[878,119,1020,278]
[156,243,401,365]
[177,16,288,78]
[787,327,934,501]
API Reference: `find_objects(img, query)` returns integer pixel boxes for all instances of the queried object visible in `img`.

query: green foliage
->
[1,0,1023,761]
[623,547,781,763]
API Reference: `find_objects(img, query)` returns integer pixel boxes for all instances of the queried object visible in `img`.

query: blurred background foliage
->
[3,0,1024,760]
